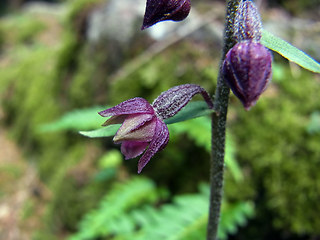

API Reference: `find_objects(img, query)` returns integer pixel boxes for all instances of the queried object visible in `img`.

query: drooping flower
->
[141,0,191,30]
[222,40,272,110]
[99,84,213,173]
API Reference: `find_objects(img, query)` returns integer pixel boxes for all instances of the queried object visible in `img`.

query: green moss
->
[1,0,319,237]
[65,0,105,27]
[230,65,320,235]
[110,41,217,104]
[0,13,45,45]
[282,0,320,14]
[0,1,110,238]
[2,45,61,144]
[55,31,80,73]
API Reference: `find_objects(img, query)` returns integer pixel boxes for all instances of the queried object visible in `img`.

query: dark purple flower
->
[234,0,262,42]
[141,0,191,30]
[99,84,213,173]
[222,41,272,110]
[99,97,168,173]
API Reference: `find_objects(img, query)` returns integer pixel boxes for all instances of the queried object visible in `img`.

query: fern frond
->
[169,117,243,181]
[107,184,254,240]
[218,201,255,239]
[69,177,159,240]
[111,191,208,240]
[71,178,254,240]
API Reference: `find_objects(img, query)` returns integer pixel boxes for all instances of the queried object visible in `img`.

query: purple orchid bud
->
[141,0,191,30]
[98,84,213,173]
[234,0,262,42]
[222,41,272,110]
[152,84,213,120]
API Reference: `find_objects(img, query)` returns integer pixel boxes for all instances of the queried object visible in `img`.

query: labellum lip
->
[113,114,156,143]
[141,0,191,30]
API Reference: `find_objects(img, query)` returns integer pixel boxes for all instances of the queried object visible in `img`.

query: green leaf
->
[306,111,320,134]
[38,106,106,132]
[79,124,121,138]
[164,101,214,125]
[261,29,320,73]
[39,101,213,137]
[80,101,214,138]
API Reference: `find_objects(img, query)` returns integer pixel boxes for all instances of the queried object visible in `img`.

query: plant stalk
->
[207,1,240,240]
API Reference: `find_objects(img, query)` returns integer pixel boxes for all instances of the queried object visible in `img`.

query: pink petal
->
[98,97,154,117]
[137,118,169,173]
[113,114,156,143]
[102,115,127,126]
[121,141,149,160]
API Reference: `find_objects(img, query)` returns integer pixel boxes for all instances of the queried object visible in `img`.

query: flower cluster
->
[222,0,272,110]
[99,84,213,173]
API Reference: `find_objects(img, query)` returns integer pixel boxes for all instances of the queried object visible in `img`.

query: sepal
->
[152,84,213,119]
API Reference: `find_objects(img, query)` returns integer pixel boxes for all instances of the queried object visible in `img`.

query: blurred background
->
[0,0,320,239]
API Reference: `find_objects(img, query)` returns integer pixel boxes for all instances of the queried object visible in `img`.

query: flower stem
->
[207,1,240,240]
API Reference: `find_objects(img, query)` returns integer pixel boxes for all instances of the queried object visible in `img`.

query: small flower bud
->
[141,0,191,30]
[222,41,272,110]
[234,0,262,42]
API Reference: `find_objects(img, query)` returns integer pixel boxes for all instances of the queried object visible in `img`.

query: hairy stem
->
[207,1,239,240]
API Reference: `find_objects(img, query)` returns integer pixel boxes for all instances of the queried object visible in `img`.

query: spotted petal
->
[98,97,154,117]
[137,119,169,173]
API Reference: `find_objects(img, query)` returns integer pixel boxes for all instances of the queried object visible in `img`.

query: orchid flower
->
[99,84,213,173]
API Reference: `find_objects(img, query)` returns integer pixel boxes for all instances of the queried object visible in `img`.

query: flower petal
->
[98,97,154,117]
[113,114,156,143]
[121,141,149,160]
[102,115,127,126]
[137,119,169,173]
[152,84,213,119]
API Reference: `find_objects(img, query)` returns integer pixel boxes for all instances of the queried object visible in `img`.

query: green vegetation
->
[0,0,319,239]
[69,179,253,240]
[230,63,320,234]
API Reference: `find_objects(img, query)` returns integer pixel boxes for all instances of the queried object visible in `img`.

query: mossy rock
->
[230,64,320,235]
[0,13,46,45]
